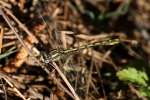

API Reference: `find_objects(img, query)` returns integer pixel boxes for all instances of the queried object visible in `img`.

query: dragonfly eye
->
[40,52,51,63]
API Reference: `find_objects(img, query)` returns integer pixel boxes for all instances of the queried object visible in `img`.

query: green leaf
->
[0,46,17,60]
[139,86,150,97]
[116,67,148,86]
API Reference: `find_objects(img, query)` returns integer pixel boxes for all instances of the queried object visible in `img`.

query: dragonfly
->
[41,37,120,63]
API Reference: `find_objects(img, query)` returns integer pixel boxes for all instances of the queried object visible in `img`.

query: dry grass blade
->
[0,78,7,100]
[0,1,11,8]
[52,62,80,100]
[85,57,94,99]
[0,72,28,100]
[0,46,17,60]
[2,41,16,48]
[50,71,74,99]
[0,27,3,53]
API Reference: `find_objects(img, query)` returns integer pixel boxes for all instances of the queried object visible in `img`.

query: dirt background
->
[0,0,150,100]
